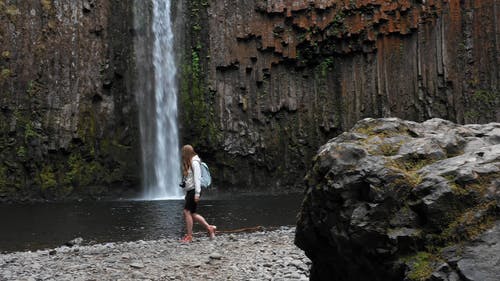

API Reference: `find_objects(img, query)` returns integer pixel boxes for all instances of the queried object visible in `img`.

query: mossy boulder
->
[295,118,499,281]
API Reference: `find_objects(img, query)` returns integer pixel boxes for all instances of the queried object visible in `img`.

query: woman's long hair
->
[181,145,197,177]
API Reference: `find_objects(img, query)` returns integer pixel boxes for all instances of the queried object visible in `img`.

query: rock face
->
[1,0,499,199]
[180,0,499,191]
[295,118,499,281]
[0,1,140,200]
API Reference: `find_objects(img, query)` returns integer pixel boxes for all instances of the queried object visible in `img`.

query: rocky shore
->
[0,227,309,281]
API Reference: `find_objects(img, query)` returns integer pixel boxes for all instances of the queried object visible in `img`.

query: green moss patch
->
[1,50,10,59]
[402,252,442,281]
[4,5,20,16]
[385,158,426,188]
[441,201,496,243]
[394,157,437,173]
[40,166,57,191]
[1,68,11,80]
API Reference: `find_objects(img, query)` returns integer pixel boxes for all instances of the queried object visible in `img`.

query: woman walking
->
[180,144,216,243]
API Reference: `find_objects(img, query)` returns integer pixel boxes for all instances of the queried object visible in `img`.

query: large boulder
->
[295,118,499,281]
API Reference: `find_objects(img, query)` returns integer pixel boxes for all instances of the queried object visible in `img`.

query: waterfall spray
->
[134,0,182,200]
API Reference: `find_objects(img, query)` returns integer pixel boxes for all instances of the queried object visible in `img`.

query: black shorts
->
[184,189,198,213]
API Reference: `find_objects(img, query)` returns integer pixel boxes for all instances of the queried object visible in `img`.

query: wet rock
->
[296,118,499,281]
[455,223,500,281]
[430,263,461,281]
[65,237,83,247]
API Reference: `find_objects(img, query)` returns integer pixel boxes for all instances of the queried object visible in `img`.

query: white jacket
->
[183,155,201,196]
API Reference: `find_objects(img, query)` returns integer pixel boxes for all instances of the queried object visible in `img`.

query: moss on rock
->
[402,252,441,281]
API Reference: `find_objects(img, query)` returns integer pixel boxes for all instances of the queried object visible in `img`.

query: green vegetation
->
[16,145,26,159]
[0,0,140,201]
[464,109,480,121]
[1,68,11,79]
[0,97,133,199]
[402,252,440,281]
[441,201,496,243]
[445,172,498,197]
[472,90,495,103]
[5,5,20,16]
[384,156,435,189]
[444,175,468,196]
[179,0,220,149]
[24,122,40,142]
[319,58,334,77]
[1,51,10,59]
[395,157,436,172]
[310,54,342,131]
[40,0,52,12]
[412,172,499,268]
[326,10,346,37]
[465,89,499,122]
[26,80,44,96]
[438,172,498,242]
[40,166,57,191]
[354,122,415,138]
[64,153,103,187]
[379,142,400,156]
[0,165,7,194]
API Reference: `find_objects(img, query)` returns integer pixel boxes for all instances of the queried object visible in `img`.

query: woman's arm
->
[192,159,202,198]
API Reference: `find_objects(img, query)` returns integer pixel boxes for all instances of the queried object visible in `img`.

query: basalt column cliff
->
[0,0,498,199]
[0,1,139,200]
[179,0,499,191]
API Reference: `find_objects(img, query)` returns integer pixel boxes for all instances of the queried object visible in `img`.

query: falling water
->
[134,0,182,199]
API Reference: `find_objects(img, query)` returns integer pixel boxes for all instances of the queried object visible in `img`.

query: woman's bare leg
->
[183,209,194,235]
[192,213,210,230]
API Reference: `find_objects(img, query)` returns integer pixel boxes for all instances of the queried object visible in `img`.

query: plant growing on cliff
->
[319,58,334,77]
[5,5,20,16]
[179,0,220,149]
[64,152,105,188]
[403,252,441,281]
[26,80,44,96]
[40,0,52,12]
[325,10,346,37]
[0,165,7,193]
[1,68,11,80]
[465,89,499,123]
[40,166,57,191]
[1,51,10,59]
[24,122,40,142]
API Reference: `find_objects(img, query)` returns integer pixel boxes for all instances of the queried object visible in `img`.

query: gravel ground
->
[0,227,310,280]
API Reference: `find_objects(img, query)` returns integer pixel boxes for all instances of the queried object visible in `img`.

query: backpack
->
[196,160,212,189]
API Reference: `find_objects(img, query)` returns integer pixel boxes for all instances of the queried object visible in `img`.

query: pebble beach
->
[0,227,310,280]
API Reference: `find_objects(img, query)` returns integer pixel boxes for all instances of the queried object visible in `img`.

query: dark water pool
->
[0,193,303,253]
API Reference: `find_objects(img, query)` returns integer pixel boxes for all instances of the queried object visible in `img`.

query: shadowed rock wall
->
[0,0,139,200]
[179,0,499,191]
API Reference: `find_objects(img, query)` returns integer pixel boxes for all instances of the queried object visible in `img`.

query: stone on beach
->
[0,227,308,281]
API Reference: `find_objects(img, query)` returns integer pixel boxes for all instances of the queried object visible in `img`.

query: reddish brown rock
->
[180,0,499,191]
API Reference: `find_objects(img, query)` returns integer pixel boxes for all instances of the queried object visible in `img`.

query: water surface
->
[0,193,302,253]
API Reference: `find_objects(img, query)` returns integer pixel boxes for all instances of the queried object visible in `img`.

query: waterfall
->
[134,0,182,200]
